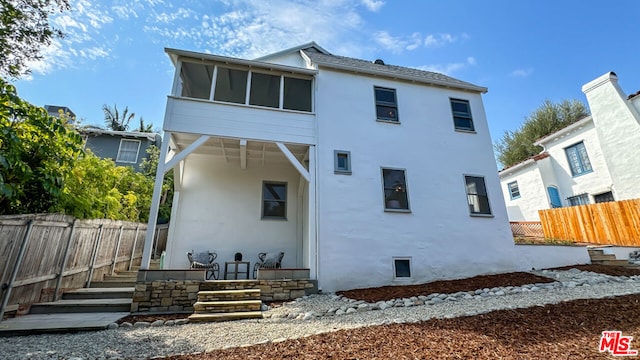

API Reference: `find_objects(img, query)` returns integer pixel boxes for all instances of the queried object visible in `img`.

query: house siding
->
[84,134,158,172]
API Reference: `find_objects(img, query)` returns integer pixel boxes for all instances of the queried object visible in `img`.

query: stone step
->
[90,281,136,288]
[188,311,263,322]
[62,287,134,300]
[199,280,260,291]
[197,289,261,302]
[591,259,631,266]
[114,270,139,277]
[193,300,262,313]
[103,274,137,281]
[29,298,132,314]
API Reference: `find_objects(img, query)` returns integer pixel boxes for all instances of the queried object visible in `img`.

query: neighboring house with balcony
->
[499,72,640,221]
[141,42,522,293]
[78,128,162,172]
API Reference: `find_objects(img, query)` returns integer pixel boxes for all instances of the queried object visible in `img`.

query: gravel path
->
[2,269,640,360]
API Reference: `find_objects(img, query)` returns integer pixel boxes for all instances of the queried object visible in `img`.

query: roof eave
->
[533,116,593,146]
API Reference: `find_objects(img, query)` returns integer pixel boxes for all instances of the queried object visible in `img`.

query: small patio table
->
[224,261,250,280]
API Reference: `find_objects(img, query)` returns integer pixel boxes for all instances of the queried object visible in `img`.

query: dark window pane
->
[383,169,409,210]
[375,88,396,103]
[465,176,491,214]
[451,99,474,131]
[594,192,614,203]
[262,182,286,219]
[337,153,348,170]
[283,77,312,112]
[180,62,214,99]
[263,183,286,200]
[250,72,280,108]
[214,67,248,104]
[394,259,411,277]
[454,117,474,131]
[263,201,286,218]
[376,106,398,121]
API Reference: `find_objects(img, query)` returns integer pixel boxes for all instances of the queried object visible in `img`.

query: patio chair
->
[187,250,219,280]
[253,251,284,279]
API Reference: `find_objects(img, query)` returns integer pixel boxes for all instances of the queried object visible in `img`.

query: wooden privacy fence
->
[0,214,155,320]
[539,199,640,246]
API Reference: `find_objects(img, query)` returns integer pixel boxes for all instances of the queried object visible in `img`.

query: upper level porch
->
[163,48,318,146]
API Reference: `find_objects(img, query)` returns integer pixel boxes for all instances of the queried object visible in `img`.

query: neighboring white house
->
[499,72,640,221]
[139,42,541,292]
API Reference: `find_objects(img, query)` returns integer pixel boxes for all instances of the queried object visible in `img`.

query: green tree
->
[0,0,70,78]
[136,117,154,133]
[140,145,173,222]
[495,99,589,168]
[0,77,83,214]
[102,104,136,131]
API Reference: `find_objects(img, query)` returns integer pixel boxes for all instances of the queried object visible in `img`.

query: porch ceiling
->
[171,133,308,166]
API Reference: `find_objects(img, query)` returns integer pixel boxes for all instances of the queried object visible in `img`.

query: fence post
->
[0,220,34,321]
[111,225,124,275]
[129,225,140,271]
[53,219,77,301]
[86,224,104,288]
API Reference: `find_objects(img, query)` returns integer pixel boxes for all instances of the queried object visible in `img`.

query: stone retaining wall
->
[131,279,318,313]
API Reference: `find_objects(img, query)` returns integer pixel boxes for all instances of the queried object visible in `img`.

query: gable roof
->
[253,41,330,61]
[300,46,487,93]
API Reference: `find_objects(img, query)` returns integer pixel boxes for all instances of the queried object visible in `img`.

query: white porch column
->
[308,145,318,281]
[141,133,172,270]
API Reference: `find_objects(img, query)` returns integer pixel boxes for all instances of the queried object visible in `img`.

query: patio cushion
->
[262,252,282,268]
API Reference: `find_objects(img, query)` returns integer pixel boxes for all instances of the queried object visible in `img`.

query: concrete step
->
[90,281,136,288]
[188,311,263,323]
[114,270,139,277]
[103,274,137,281]
[193,300,262,313]
[589,254,617,261]
[62,287,134,300]
[197,289,261,302]
[591,259,632,266]
[588,249,605,255]
[199,280,260,291]
[29,298,132,314]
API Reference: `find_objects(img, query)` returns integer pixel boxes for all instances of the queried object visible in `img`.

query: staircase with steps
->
[588,248,638,267]
[189,288,263,322]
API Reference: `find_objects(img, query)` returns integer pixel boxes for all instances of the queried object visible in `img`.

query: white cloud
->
[510,68,534,77]
[424,33,457,47]
[361,0,384,12]
[374,31,423,54]
[414,57,477,76]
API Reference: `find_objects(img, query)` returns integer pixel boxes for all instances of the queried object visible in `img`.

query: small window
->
[262,182,287,219]
[465,175,492,215]
[565,142,592,176]
[283,77,312,112]
[374,87,398,122]
[393,258,412,279]
[382,168,410,211]
[116,139,141,163]
[567,193,590,207]
[594,191,614,203]
[508,181,520,200]
[249,72,280,108]
[214,67,248,104]
[450,99,474,131]
[334,150,351,174]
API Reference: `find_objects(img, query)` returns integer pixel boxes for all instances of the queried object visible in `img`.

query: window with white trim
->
[334,150,351,174]
[465,175,492,215]
[507,181,520,200]
[382,168,409,211]
[116,139,141,163]
[450,98,474,131]
[262,182,287,219]
[374,87,398,122]
[565,142,592,176]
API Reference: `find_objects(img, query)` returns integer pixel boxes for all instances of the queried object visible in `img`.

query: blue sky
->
[12,0,640,148]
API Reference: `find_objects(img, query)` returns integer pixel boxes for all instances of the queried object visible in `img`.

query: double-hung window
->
[507,181,520,200]
[450,99,474,131]
[382,168,409,211]
[374,87,398,122]
[565,142,592,176]
[116,139,141,163]
[465,175,492,215]
[262,182,287,219]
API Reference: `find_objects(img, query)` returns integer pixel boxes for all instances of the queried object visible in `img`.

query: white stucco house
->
[138,42,530,293]
[500,72,640,221]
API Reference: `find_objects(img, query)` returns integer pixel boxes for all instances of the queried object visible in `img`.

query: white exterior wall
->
[257,52,308,68]
[163,154,303,269]
[583,73,640,199]
[539,120,613,203]
[313,69,518,292]
[499,162,548,221]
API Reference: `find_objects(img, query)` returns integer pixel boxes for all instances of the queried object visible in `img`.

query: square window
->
[465,175,492,215]
[450,99,474,131]
[382,168,410,211]
[508,181,520,200]
[262,182,287,219]
[334,150,351,174]
[249,72,280,108]
[374,87,398,122]
[565,142,592,176]
[116,139,141,163]
[214,67,248,104]
[594,191,614,203]
[393,258,411,279]
[283,77,312,112]
[567,193,590,206]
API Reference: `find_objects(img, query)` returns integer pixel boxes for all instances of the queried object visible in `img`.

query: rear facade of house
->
[152,42,517,292]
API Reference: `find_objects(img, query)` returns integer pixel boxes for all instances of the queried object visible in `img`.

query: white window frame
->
[381,167,411,212]
[116,139,141,164]
[392,257,412,280]
[334,150,352,174]
[464,174,493,216]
